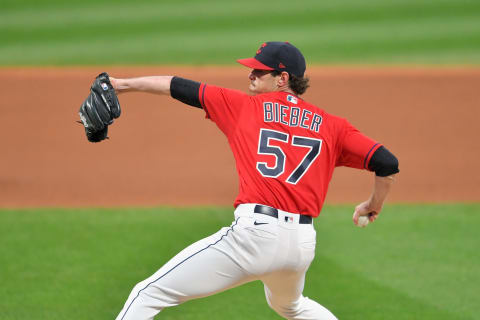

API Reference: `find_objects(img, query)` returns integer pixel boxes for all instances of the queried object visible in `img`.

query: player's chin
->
[248,84,259,95]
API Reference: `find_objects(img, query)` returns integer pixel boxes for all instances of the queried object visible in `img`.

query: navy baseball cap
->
[237,41,306,78]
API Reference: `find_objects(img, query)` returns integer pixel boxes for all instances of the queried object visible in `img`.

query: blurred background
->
[1,0,479,65]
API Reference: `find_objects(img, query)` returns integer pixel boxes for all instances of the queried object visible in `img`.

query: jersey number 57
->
[256,128,322,185]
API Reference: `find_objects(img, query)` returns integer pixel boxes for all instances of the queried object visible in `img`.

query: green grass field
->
[1,204,478,319]
[1,0,480,65]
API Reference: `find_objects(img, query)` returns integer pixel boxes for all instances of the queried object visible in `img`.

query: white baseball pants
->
[116,204,337,320]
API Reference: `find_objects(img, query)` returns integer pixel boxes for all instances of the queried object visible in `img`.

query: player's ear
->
[277,71,290,87]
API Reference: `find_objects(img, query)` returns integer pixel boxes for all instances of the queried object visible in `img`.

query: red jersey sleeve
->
[336,119,382,170]
[199,83,253,137]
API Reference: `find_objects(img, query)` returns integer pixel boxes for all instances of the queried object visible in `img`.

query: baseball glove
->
[78,72,121,142]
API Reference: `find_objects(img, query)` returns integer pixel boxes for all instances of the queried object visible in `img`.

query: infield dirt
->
[1,66,479,207]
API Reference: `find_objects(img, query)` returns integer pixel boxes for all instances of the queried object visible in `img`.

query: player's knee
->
[131,280,149,297]
[130,280,184,309]
[266,296,300,319]
[269,303,301,319]
[266,295,338,320]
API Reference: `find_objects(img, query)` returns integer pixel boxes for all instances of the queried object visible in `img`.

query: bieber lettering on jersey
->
[262,100,323,133]
[199,84,381,217]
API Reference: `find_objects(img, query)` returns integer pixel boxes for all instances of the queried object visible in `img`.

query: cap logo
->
[256,43,268,54]
[279,62,286,68]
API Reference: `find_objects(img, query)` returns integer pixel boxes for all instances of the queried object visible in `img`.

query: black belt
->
[254,205,312,224]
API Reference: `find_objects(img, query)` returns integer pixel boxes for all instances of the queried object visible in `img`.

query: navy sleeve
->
[170,77,202,108]
[368,146,400,177]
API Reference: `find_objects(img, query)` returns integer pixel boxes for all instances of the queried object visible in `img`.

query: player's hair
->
[271,71,310,95]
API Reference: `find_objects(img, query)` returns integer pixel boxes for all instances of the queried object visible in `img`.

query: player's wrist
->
[366,197,383,214]
[111,78,133,93]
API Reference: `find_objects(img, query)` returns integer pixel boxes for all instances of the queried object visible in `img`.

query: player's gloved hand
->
[78,72,121,142]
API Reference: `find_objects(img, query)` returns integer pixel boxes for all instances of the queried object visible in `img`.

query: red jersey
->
[199,84,381,217]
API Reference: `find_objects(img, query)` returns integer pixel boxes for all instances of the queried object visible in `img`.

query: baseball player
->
[110,42,399,320]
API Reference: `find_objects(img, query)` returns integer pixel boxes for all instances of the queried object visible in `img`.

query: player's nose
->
[248,71,256,80]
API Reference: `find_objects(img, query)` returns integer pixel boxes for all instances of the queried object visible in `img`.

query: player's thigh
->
[262,269,307,306]
[261,235,316,306]
[131,224,252,302]
[150,245,252,300]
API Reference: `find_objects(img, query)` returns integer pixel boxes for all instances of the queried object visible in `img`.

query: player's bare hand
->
[109,76,118,91]
[352,200,380,226]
